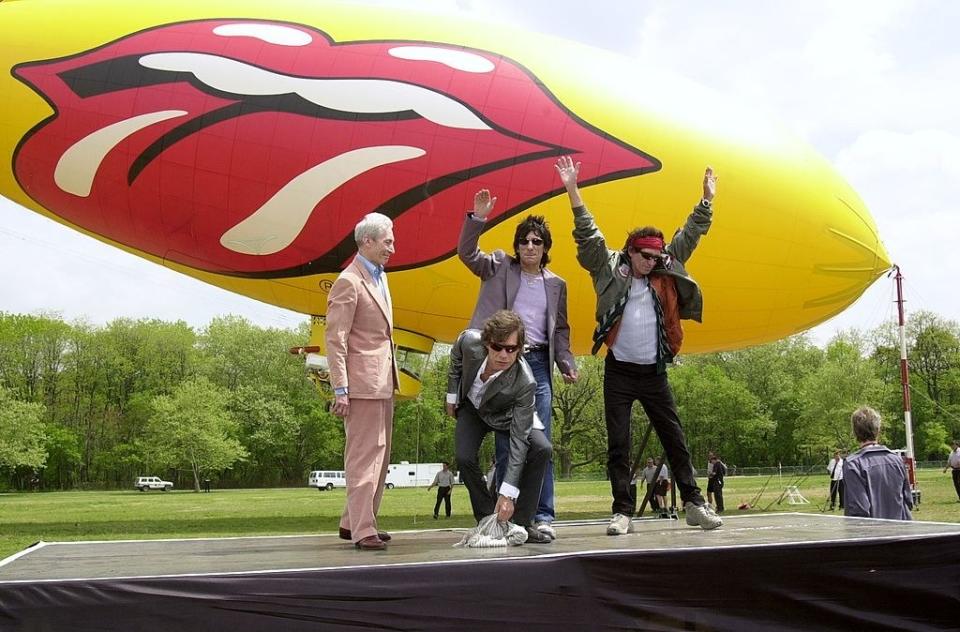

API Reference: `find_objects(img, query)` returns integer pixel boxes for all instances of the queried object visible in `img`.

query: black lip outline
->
[11,17,662,279]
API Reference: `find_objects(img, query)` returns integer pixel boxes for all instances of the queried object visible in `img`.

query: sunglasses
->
[628,247,664,262]
[488,342,521,353]
[518,238,544,246]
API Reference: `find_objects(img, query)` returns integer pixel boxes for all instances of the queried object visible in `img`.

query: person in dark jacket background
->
[707,454,726,513]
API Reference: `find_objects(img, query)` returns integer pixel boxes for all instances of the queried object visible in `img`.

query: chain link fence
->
[560,461,948,481]
[726,460,946,477]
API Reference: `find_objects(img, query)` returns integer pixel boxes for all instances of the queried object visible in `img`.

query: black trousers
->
[604,353,703,516]
[829,479,845,508]
[952,469,960,500]
[708,480,724,513]
[433,486,452,517]
[455,400,551,527]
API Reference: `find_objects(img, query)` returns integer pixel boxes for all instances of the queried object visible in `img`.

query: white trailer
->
[385,462,444,489]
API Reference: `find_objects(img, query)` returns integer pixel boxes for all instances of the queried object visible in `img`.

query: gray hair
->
[850,406,881,443]
[354,212,393,245]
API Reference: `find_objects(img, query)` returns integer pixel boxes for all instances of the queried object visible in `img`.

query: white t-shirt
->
[610,277,658,364]
[827,457,844,480]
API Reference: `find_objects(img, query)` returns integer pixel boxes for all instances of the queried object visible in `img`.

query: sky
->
[1,0,957,345]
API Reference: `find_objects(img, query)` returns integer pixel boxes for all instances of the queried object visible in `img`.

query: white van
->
[384,462,444,489]
[134,476,173,492]
[308,470,347,491]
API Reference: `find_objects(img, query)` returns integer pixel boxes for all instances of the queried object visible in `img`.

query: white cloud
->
[0,202,304,330]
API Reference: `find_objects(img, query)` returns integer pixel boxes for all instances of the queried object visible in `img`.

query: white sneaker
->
[606,513,634,535]
[534,521,557,540]
[684,502,723,530]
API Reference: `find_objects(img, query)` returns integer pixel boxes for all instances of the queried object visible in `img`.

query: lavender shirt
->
[513,271,548,345]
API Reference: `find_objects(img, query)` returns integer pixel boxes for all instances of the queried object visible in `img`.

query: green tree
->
[915,420,949,461]
[671,361,775,469]
[909,312,960,405]
[552,354,607,478]
[870,314,960,456]
[144,377,247,491]
[0,312,72,420]
[0,386,47,471]
[198,316,305,393]
[230,385,299,485]
[41,424,83,488]
[711,336,822,464]
[794,333,886,459]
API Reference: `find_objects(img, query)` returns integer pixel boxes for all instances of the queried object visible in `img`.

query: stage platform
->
[2,513,958,630]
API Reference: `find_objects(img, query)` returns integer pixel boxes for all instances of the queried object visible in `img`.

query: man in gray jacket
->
[446,310,553,544]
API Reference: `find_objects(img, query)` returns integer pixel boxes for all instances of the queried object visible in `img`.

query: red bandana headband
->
[630,236,665,251]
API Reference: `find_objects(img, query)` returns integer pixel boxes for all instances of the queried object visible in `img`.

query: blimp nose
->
[804,192,891,310]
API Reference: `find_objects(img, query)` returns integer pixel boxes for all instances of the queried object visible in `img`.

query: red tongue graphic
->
[13,19,659,277]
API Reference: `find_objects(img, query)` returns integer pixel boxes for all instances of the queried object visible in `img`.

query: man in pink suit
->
[326,212,399,551]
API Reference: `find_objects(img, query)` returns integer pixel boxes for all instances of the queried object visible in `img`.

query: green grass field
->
[2,470,957,561]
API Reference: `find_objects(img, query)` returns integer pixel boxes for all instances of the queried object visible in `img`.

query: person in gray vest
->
[554,155,722,533]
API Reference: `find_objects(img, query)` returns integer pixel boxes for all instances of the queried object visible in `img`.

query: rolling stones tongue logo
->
[13,19,659,277]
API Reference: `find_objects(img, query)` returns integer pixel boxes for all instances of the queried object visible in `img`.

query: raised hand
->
[703,167,718,202]
[473,188,497,219]
[554,155,581,189]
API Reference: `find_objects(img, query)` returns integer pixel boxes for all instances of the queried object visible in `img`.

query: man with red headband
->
[554,155,722,533]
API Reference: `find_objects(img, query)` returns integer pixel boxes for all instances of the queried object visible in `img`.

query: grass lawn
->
[2,470,957,562]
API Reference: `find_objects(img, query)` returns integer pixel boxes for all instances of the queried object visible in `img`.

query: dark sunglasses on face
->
[629,247,663,261]
[518,238,544,247]
[488,342,520,353]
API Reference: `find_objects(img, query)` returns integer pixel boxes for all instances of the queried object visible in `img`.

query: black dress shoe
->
[524,526,552,544]
[339,527,392,542]
[354,535,386,551]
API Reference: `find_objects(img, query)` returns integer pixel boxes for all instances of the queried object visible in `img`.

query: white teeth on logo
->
[387,46,496,73]
[54,110,187,197]
[212,23,313,47]
[138,53,492,131]
[60,52,488,255]
[219,145,426,256]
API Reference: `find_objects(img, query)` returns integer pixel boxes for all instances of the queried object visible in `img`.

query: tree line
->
[1,310,958,491]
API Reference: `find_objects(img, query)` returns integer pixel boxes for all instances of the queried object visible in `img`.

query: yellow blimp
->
[0,0,889,396]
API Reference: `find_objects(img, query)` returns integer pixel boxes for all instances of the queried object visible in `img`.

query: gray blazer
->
[447,329,536,489]
[458,215,576,380]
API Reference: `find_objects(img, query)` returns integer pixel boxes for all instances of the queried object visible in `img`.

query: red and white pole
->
[893,265,917,490]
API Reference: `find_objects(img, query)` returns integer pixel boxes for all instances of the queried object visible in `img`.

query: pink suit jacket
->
[325,256,399,398]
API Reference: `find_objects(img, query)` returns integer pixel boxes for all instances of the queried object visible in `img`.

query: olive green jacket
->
[571,201,712,326]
